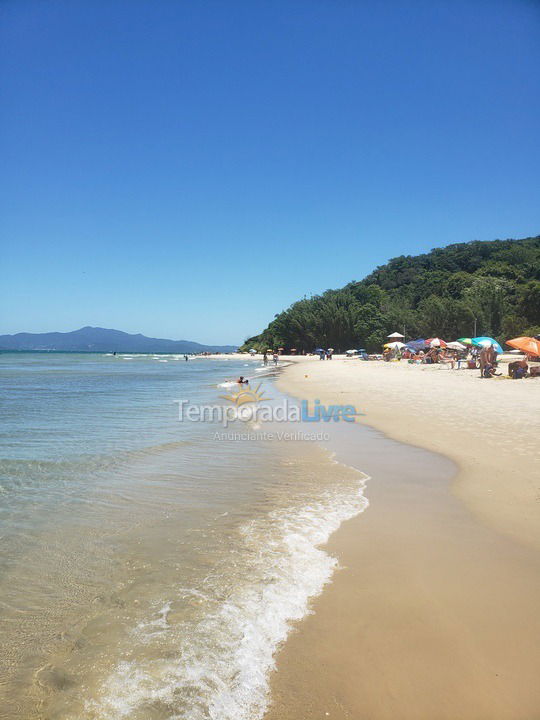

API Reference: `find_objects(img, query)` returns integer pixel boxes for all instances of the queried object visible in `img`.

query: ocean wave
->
[86,467,369,720]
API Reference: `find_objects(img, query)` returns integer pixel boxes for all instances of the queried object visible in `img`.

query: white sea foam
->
[86,471,369,720]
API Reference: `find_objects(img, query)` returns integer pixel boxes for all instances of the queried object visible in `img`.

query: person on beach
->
[487,343,498,366]
[478,346,489,377]
[263,352,268,366]
[508,359,528,379]
[439,350,456,369]
[273,353,278,365]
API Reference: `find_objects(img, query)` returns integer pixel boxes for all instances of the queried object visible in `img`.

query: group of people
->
[384,342,504,378]
[477,344,502,378]
[385,346,459,365]
[388,341,534,379]
[262,352,279,366]
[318,349,333,360]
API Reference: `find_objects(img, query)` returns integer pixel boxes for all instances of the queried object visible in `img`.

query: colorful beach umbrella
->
[384,341,406,349]
[446,341,466,351]
[506,336,540,357]
[472,337,503,354]
[426,337,447,348]
[458,338,474,345]
[406,339,427,352]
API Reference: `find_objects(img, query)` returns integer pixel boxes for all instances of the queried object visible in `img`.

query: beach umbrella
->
[447,341,466,351]
[387,331,405,338]
[249,348,257,354]
[458,337,474,345]
[384,341,405,349]
[327,347,334,351]
[426,337,447,348]
[406,339,427,352]
[314,348,325,353]
[472,337,503,354]
[507,336,540,357]
[346,349,357,354]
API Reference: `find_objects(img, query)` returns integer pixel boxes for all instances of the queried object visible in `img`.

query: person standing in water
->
[263,352,268,366]
[273,353,278,365]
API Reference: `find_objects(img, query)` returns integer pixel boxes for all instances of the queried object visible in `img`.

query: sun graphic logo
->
[219,382,268,422]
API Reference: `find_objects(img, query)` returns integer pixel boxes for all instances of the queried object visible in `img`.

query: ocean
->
[0,353,368,719]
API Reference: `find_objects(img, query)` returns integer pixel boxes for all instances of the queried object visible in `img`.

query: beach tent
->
[447,341,466,351]
[387,331,405,338]
[507,336,540,357]
[472,337,503,354]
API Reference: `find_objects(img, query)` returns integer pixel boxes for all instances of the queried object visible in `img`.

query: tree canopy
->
[241,236,540,353]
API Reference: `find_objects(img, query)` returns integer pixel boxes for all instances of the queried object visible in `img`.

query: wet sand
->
[264,357,540,720]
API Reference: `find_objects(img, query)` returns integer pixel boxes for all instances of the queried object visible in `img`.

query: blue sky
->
[1,0,539,345]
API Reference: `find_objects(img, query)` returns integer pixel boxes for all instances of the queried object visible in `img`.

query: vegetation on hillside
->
[242,236,540,353]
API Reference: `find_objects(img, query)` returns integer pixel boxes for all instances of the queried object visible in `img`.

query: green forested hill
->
[242,236,540,353]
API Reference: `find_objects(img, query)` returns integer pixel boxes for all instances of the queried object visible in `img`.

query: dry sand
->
[262,356,540,720]
[280,355,540,548]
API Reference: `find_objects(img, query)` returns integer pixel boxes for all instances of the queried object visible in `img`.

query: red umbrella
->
[426,337,447,348]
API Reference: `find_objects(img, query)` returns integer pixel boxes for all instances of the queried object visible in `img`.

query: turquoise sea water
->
[0,353,367,719]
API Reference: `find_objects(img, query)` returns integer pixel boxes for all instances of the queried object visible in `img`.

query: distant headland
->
[0,326,238,354]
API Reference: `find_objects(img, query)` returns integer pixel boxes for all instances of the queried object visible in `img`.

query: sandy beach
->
[263,355,540,720]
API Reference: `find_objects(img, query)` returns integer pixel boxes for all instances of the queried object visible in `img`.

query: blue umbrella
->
[472,337,503,354]
[406,339,427,352]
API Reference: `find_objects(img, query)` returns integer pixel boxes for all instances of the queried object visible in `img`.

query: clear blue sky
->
[1,0,539,345]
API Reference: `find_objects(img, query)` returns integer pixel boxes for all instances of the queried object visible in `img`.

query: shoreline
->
[277,355,540,549]
[262,356,540,719]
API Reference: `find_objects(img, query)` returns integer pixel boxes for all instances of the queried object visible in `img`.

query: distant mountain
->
[0,326,238,353]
